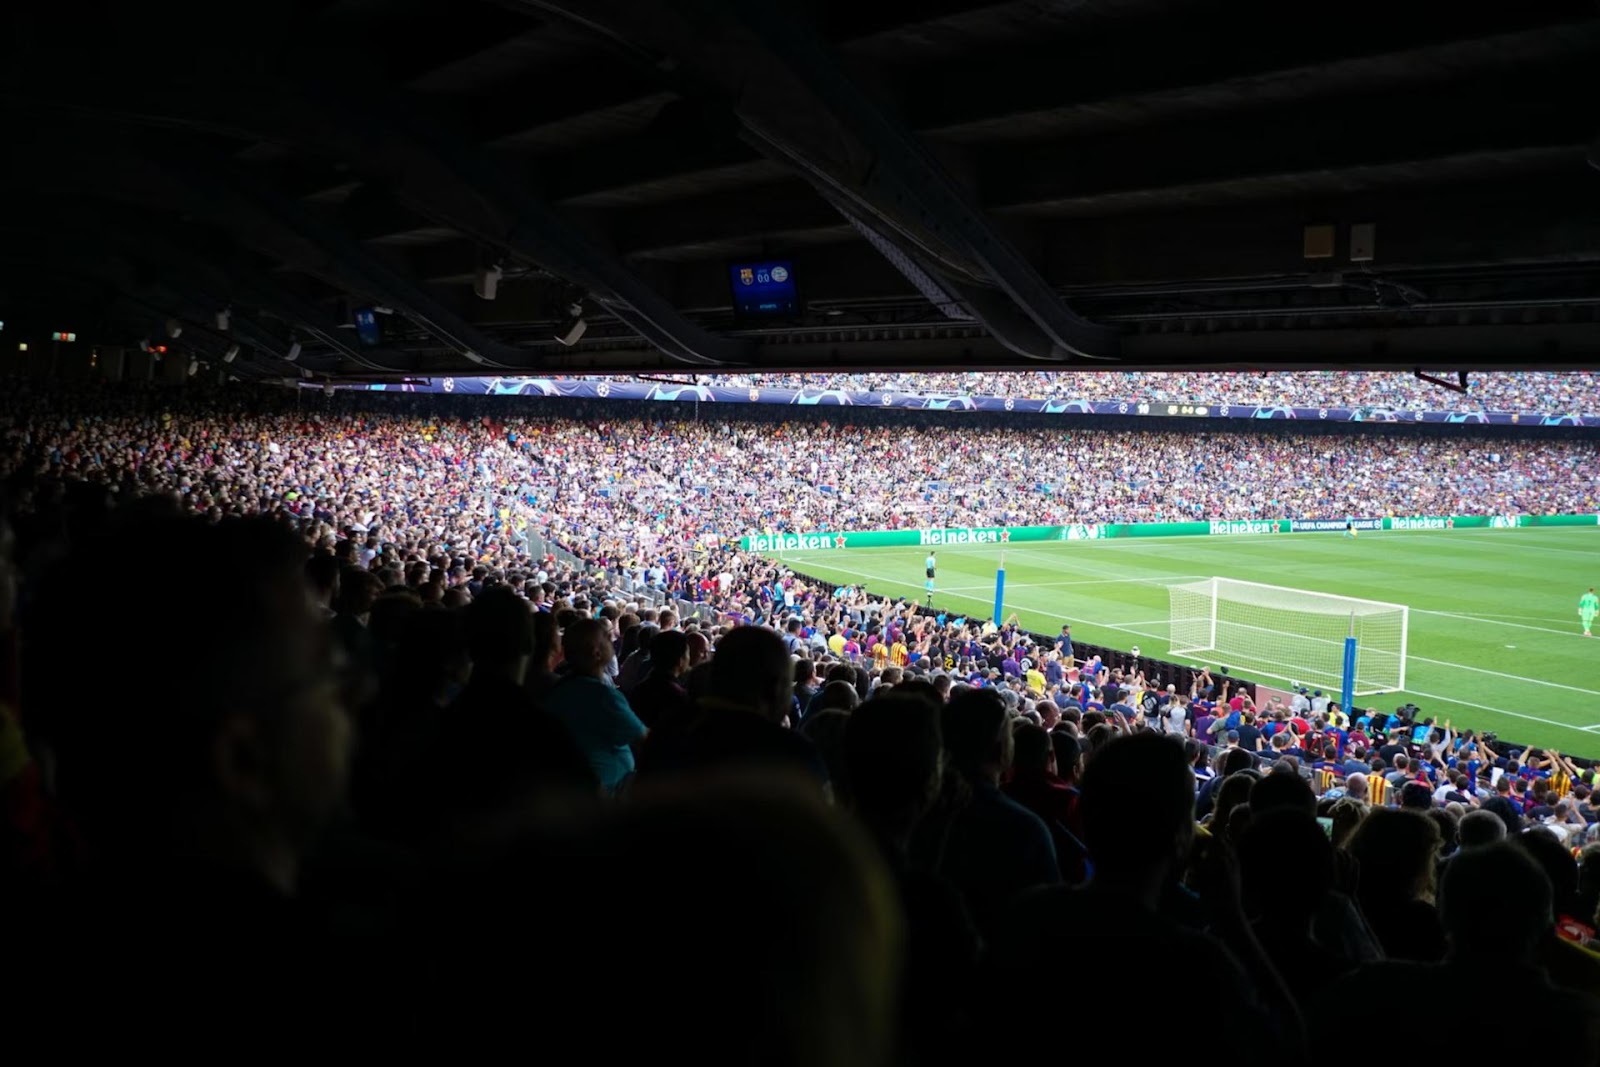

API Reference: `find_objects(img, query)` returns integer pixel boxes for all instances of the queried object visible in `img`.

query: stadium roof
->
[5,0,1600,378]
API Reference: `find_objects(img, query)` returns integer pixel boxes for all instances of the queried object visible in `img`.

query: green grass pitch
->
[761,527,1600,757]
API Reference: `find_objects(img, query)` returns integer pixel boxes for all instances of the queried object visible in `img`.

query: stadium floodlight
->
[285,341,302,363]
[166,317,183,339]
[474,263,502,301]
[1168,577,1407,695]
[215,308,230,331]
[223,343,239,363]
[188,358,199,377]
[555,300,587,347]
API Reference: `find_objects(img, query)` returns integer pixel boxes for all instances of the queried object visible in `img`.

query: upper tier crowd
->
[2,377,1597,1058]
[597,369,1600,413]
[1,381,1595,587]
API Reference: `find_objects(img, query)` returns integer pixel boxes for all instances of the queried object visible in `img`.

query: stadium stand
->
[569,370,1600,414]
[3,377,1598,1057]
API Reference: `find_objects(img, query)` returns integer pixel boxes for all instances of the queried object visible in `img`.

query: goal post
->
[1168,577,1408,695]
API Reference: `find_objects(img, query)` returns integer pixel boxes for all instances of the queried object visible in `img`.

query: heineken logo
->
[1209,520,1275,536]
[744,532,839,551]
[1390,516,1450,530]
[919,528,1003,545]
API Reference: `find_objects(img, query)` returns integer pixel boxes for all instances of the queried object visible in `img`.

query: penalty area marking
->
[1414,609,1592,640]
[940,574,1208,593]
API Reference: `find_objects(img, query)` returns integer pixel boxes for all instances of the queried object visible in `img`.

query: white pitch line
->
[1379,529,1600,558]
[1363,689,1600,737]
[941,574,1207,593]
[1443,611,1589,623]
[1583,725,1600,733]
[1406,656,1600,697]
[774,555,1600,714]
[1414,610,1592,639]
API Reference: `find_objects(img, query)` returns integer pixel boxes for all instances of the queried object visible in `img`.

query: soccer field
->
[761,527,1600,757]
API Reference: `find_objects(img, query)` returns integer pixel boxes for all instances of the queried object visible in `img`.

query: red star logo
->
[999,529,1012,542]
[835,534,847,547]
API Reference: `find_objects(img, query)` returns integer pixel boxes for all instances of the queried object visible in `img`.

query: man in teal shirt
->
[546,617,648,793]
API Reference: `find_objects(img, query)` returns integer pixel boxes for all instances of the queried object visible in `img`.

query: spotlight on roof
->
[474,263,503,301]
[323,382,335,397]
[222,343,240,363]
[215,308,230,331]
[138,338,152,353]
[166,317,183,339]
[300,367,314,380]
[285,341,302,363]
[188,358,199,377]
[554,300,587,347]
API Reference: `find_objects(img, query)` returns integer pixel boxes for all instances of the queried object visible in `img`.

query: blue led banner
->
[318,377,1592,427]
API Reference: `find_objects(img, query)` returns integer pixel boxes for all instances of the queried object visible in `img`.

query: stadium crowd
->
[3,378,1599,1057]
[601,369,1600,413]
[1,380,1595,574]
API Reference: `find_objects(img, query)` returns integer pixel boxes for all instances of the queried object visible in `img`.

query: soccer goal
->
[1168,577,1408,694]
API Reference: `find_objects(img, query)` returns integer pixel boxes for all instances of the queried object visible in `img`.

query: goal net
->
[1168,577,1408,695]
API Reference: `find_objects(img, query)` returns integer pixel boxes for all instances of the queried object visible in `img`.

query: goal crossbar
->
[1168,577,1408,695]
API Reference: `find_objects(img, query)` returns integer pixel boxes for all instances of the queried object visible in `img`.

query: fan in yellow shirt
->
[828,631,847,657]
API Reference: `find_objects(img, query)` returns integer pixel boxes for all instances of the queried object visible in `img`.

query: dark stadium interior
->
[6,0,1600,378]
[7,2,1600,1057]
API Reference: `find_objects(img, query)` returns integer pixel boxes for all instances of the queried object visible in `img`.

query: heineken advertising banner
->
[1385,514,1599,530]
[740,514,1599,551]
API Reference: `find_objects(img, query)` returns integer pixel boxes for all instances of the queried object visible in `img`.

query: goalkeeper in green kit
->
[1583,587,1599,637]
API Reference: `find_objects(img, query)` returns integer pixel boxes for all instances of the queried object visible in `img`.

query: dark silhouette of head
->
[648,629,690,678]
[1237,808,1335,923]
[32,514,348,893]
[1347,809,1442,905]
[1010,722,1052,780]
[1080,732,1193,887]
[465,586,534,675]
[1439,842,1554,964]
[942,688,1011,783]
[1459,808,1508,849]
[707,625,793,721]
[1249,766,1316,816]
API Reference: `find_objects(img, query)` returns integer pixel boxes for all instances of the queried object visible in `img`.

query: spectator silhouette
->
[843,691,979,1064]
[545,617,647,794]
[352,608,469,841]
[22,515,355,1028]
[984,732,1297,1064]
[1003,722,1088,883]
[1515,827,1600,993]
[1237,808,1357,1002]
[637,625,826,786]
[623,628,690,729]
[1326,844,1600,1054]
[919,689,1058,934]
[1346,809,1446,961]
[422,774,902,1065]
[434,587,595,833]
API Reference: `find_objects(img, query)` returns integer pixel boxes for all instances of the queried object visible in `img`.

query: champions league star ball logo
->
[442,378,455,392]
[596,381,610,398]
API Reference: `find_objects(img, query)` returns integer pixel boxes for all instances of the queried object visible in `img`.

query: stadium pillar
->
[993,552,1006,624]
